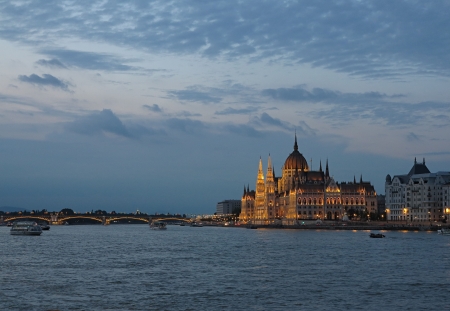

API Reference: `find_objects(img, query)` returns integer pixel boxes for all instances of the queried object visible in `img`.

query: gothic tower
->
[255,157,266,222]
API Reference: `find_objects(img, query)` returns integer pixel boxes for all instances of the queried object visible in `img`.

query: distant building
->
[240,135,378,225]
[385,158,450,222]
[216,200,241,215]
[377,195,385,216]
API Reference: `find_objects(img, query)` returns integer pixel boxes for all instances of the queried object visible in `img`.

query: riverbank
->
[240,222,448,232]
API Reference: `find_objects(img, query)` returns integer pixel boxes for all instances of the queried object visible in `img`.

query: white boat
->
[10,221,43,236]
[150,221,167,230]
[438,228,450,235]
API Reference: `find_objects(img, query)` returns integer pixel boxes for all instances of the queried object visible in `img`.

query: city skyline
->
[1,1,449,214]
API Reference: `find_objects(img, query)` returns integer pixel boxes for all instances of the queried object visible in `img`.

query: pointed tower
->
[265,154,276,220]
[294,131,298,152]
[266,154,274,184]
[255,157,266,222]
[325,159,330,179]
[353,175,356,183]
[360,174,363,183]
[319,160,323,172]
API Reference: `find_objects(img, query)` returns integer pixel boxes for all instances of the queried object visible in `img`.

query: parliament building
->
[240,135,378,225]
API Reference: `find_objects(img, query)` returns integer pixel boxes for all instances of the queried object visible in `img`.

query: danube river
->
[1,224,449,311]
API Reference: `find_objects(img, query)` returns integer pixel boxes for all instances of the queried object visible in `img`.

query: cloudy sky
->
[1,0,449,214]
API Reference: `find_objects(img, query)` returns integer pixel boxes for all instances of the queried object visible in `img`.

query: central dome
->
[283,136,309,170]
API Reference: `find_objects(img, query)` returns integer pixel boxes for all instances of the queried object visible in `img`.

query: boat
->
[39,223,50,230]
[150,221,167,230]
[10,221,43,236]
[248,225,258,229]
[437,228,450,235]
[190,221,203,227]
[369,233,385,238]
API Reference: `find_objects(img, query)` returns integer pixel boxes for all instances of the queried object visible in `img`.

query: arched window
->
[308,198,312,205]
[319,198,322,205]
[356,199,359,205]
[314,198,317,205]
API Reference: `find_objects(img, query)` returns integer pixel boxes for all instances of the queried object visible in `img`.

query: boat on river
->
[39,223,50,230]
[190,221,203,227]
[369,233,385,238]
[150,221,167,230]
[437,228,450,235]
[10,221,43,236]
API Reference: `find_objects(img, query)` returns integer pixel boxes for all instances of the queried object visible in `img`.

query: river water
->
[1,224,449,311]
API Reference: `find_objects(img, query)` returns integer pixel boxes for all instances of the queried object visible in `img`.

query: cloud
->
[222,124,265,138]
[262,86,399,103]
[165,118,207,134]
[18,74,72,91]
[262,85,450,128]
[36,58,67,69]
[65,109,132,138]
[259,112,285,128]
[215,107,258,115]
[168,89,222,104]
[406,132,420,142]
[143,104,162,113]
[39,49,138,72]
[174,111,202,117]
[1,1,450,78]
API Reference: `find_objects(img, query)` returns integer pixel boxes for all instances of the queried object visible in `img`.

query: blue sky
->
[1,0,449,214]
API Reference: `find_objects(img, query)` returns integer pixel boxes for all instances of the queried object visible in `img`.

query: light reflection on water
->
[1,225,449,311]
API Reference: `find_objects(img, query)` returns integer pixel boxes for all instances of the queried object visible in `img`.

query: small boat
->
[248,225,258,229]
[39,223,50,230]
[10,221,43,236]
[369,233,385,238]
[438,228,450,235]
[190,221,203,227]
[150,221,167,230]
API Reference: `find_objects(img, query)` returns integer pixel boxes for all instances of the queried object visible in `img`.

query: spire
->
[325,159,329,177]
[360,174,363,183]
[423,158,425,165]
[243,185,247,196]
[257,157,264,181]
[353,175,356,183]
[414,157,417,164]
[247,184,250,192]
[266,154,274,182]
[294,132,298,151]
[319,160,323,172]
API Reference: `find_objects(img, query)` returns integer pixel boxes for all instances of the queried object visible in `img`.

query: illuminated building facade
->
[385,158,450,222]
[240,135,378,225]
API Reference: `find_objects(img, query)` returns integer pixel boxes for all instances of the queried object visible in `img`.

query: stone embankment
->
[242,222,447,232]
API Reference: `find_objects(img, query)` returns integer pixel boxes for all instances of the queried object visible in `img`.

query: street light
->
[403,208,407,224]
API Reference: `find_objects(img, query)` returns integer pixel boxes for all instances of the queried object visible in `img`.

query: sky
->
[1,0,449,215]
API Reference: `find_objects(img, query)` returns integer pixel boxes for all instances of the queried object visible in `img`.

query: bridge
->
[1,214,190,225]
